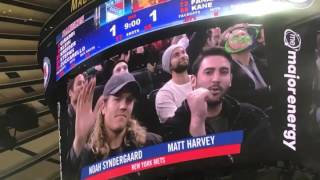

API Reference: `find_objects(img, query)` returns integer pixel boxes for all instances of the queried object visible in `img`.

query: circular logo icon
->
[43,57,51,89]
[284,29,301,51]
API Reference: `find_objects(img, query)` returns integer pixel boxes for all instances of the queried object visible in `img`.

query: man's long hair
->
[87,100,147,157]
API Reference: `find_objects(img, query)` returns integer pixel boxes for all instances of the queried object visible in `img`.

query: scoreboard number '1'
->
[110,24,116,37]
[149,9,157,22]
[111,9,157,36]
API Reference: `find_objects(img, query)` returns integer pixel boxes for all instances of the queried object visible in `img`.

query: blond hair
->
[87,107,147,157]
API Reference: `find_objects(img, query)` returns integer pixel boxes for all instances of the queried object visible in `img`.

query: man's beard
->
[206,87,226,107]
[171,60,189,73]
[207,98,222,107]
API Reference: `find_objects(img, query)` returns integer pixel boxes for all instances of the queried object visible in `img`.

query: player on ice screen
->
[38,0,320,179]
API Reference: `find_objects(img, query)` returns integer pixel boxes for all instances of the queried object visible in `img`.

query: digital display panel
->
[40,0,320,180]
[57,11,320,180]
[55,0,267,80]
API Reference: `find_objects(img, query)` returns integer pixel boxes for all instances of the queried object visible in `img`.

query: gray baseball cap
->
[103,72,140,98]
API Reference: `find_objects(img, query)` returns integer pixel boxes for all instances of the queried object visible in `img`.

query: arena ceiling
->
[0,1,67,179]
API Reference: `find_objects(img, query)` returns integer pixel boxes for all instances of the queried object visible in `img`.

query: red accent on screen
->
[144,24,153,31]
[86,144,241,180]
[114,2,124,9]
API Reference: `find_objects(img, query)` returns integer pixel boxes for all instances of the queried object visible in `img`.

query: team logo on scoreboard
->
[43,57,51,89]
[286,0,315,9]
[106,0,125,22]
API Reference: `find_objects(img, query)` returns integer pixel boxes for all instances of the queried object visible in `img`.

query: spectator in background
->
[63,73,85,179]
[155,35,192,123]
[83,63,106,86]
[150,39,171,61]
[251,26,266,58]
[203,27,222,50]
[127,45,166,74]
[112,60,129,74]
[187,27,221,71]
[146,39,172,89]
[66,74,86,146]
[123,47,148,72]
[221,23,270,110]
[100,57,130,82]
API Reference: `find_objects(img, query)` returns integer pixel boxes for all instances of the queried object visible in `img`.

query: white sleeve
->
[155,89,177,124]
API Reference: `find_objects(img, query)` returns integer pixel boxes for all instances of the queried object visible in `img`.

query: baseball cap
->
[103,72,141,98]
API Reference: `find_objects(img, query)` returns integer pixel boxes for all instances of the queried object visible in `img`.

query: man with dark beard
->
[156,41,192,123]
[163,47,274,179]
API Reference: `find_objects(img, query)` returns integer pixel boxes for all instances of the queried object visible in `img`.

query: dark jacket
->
[163,96,275,179]
[228,56,271,110]
[67,132,162,180]
[60,105,76,179]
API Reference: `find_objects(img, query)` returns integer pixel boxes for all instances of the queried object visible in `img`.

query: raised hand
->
[186,88,211,136]
[73,77,97,156]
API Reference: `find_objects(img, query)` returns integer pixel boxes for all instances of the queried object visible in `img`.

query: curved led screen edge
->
[49,1,320,179]
[56,0,308,81]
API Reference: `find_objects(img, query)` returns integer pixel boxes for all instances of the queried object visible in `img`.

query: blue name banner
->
[80,130,243,179]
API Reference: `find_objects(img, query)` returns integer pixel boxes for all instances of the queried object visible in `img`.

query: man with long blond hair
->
[68,72,161,179]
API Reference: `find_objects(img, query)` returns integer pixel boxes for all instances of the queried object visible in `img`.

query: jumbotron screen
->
[39,0,320,180]
[55,0,265,80]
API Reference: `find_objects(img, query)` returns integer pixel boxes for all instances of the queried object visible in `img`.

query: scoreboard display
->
[38,0,320,179]
[55,0,284,80]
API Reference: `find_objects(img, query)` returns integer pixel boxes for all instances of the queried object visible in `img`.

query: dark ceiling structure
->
[0,1,67,179]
